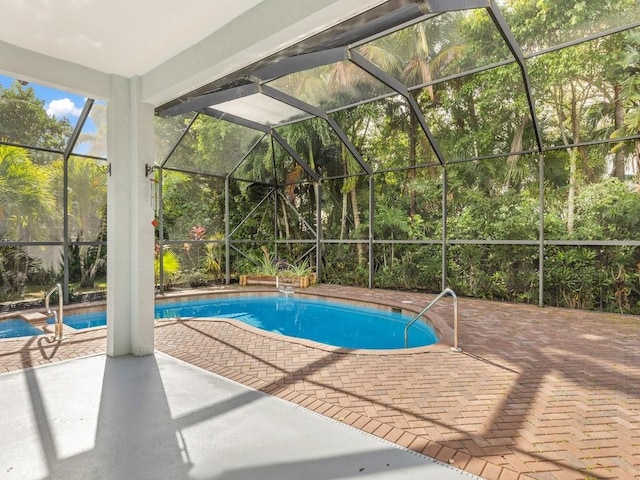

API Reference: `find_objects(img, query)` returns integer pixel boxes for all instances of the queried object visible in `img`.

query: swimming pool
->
[0,319,44,339]
[0,311,106,339]
[52,311,107,330]
[156,296,438,349]
[8,295,439,349]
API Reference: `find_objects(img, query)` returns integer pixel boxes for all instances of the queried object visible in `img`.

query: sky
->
[0,74,87,122]
[0,74,100,153]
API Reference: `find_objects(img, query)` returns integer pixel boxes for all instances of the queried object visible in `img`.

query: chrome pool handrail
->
[45,283,64,341]
[404,287,460,351]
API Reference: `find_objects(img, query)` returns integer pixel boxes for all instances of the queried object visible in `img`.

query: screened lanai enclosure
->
[2,0,640,314]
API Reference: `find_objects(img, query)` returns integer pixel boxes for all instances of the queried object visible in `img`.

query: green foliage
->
[611,30,640,158]
[201,242,222,280]
[0,241,40,300]
[5,2,640,317]
[572,178,640,239]
[0,145,56,241]
[0,82,73,151]
[246,247,281,276]
[322,245,368,287]
[155,247,181,289]
[179,270,209,288]
[68,242,106,289]
[448,191,539,240]
[286,259,313,277]
[242,247,313,278]
[544,247,608,310]
[447,245,539,303]
[161,170,225,240]
[374,245,442,291]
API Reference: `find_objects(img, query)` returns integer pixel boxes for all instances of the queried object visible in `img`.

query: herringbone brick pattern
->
[1,285,639,480]
[0,327,106,374]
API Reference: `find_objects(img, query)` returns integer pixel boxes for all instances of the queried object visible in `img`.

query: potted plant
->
[239,248,316,288]
[285,259,316,288]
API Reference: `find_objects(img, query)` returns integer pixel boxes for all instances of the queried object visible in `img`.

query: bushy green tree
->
[0,82,73,153]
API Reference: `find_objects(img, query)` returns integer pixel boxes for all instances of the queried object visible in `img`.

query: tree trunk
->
[80,243,106,289]
[505,115,527,189]
[340,190,348,240]
[554,84,581,235]
[82,210,106,287]
[0,258,11,294]
[567,84,584,235]
[351,188,365,265]
[567,148,577,234]
[408,108,417,217]
[340,151,349,240]
[635,140,640,184]
[279,196,292,255]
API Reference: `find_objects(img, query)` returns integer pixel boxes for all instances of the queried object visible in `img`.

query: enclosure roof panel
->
[355,8,515,89]
[213,93,312,127]
[266,59,397,112]
[151,0,640,182]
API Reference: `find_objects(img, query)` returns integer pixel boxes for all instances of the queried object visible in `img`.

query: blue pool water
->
[53,311,107,330]
[0,319,44,339]
[6,296,438,349]
[156,296,438,349]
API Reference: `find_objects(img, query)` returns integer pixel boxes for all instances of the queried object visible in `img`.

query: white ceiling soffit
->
[0,0,390,105]
[142,0,390,106]
[0,0,265,77]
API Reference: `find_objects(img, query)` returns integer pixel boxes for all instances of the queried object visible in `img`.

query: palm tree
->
[0,145,54,296]
[0,145,54,241]
[359,13,467,215]
[69,157,107,287]
[276,118,329,254]
[610,30,640,183]
[374,203,409,268]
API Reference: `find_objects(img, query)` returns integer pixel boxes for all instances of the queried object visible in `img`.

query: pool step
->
[20,312,49,323]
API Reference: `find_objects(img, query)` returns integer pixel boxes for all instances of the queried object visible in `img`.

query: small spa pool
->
[0,319,44,339]
[3,295,439,349]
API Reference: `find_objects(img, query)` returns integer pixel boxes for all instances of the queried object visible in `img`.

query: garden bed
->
[239,274,317,289]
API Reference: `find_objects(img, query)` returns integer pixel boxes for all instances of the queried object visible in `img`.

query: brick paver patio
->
[1,285,639,479]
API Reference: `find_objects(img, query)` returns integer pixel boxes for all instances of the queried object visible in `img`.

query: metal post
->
[274,185,279,261]
[369,174,374,289]
[225,176,231,285]
[315,180,322,282]
[539,152,545,307]
[62,99,93,304]
[63,154,70,304]
[441,165,448,291]
[158,169,164,293]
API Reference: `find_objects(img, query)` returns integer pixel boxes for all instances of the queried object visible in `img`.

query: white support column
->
[106,75,155,357]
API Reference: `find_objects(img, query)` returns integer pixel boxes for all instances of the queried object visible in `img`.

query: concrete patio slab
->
[0,352,478,480]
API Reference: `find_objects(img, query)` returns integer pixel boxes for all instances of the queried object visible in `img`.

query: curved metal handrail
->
[45,283,64,341]
[404,287,460,351]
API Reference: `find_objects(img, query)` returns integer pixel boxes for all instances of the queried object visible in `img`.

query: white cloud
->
[46,98,82,119]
